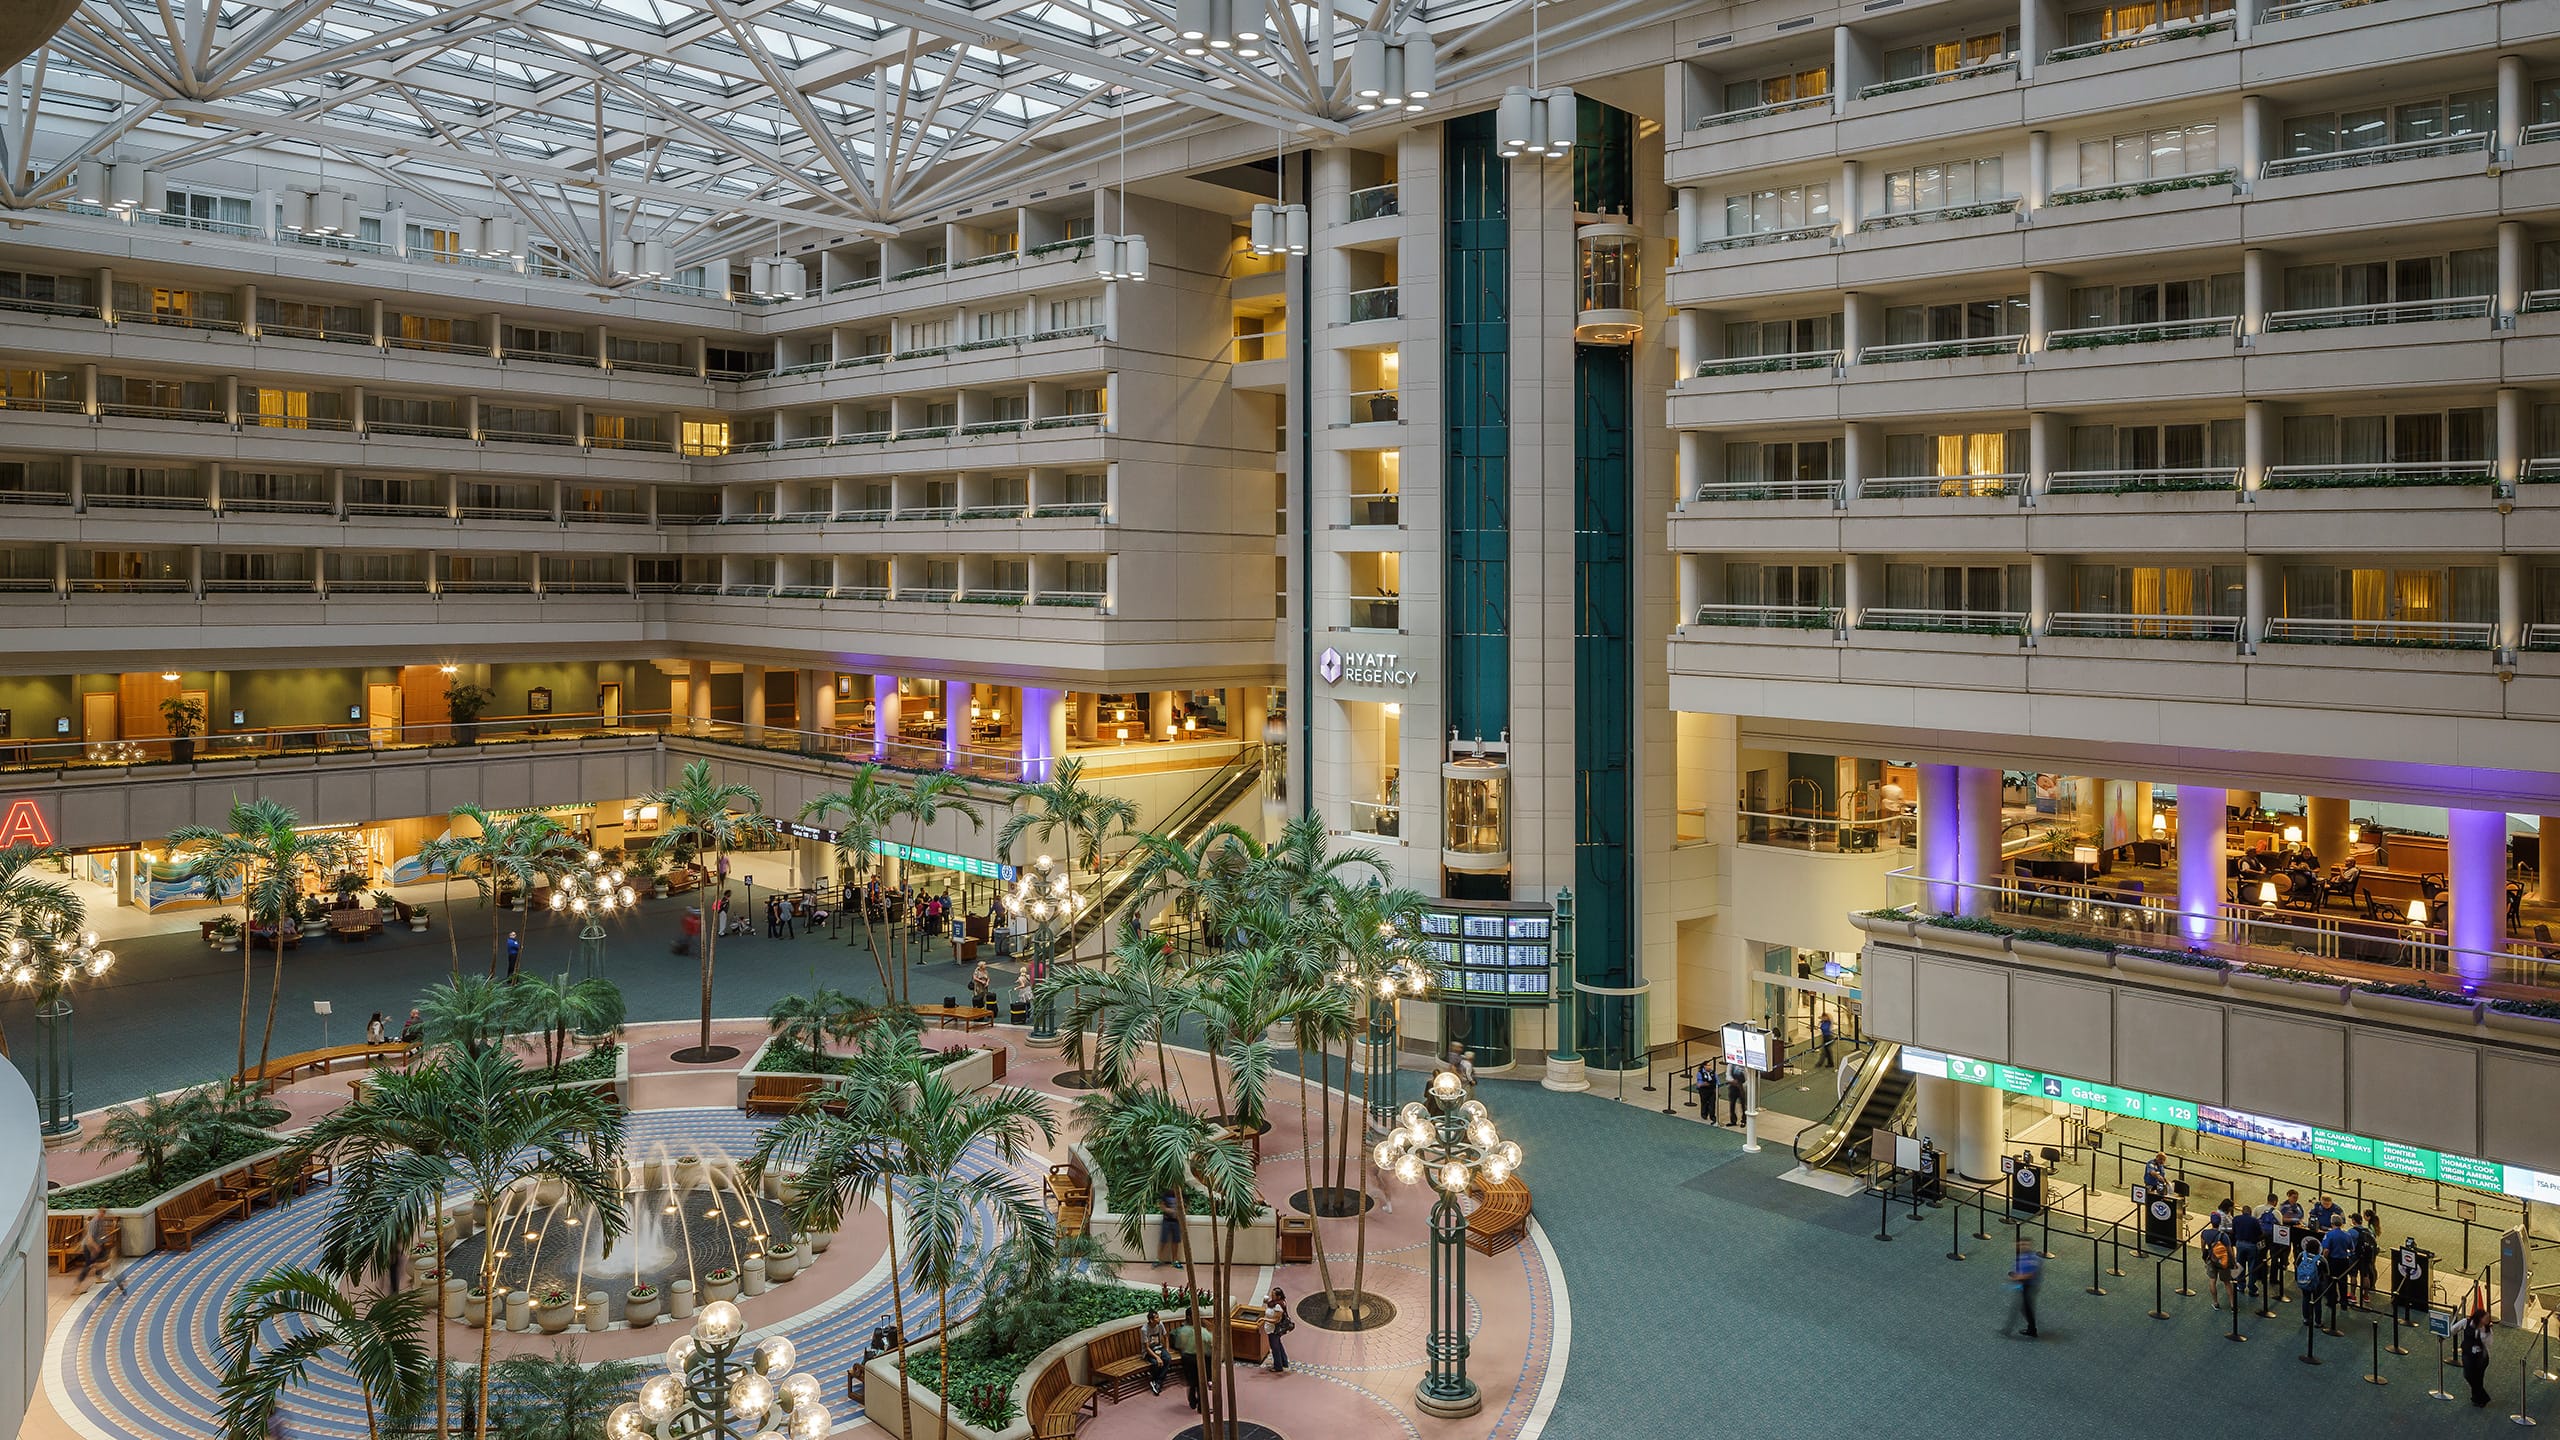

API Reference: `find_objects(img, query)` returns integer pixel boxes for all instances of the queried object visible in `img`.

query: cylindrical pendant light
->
[107,162,143,210]
[640,239,671,278]
[339,191,363,237]
[1175,0,1210,48]
[1400,23,1435,99]
[1543,87,1579,154]
[141,170,167,214]
[1350,30,1386,102]
[1249,203,1277,254]
[1123,235,1148,281]
[280,189,312,233]
[611,238,636,275]
[750,258,774,297]
[73,160,106,205]
[1496,86,1535,157]
[1283,203,1309,254]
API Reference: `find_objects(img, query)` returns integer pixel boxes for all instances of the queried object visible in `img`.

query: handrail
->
[2046,468,2239,493]
[2045,612,2241,641]
[1794,1040,1903,1170]
[2261,131,2488,177]
[2046,316,2236,348]
[1053,745,1267,951]
[2260,616,2495,649]
[1859,607,2027,636]
[1860,334,2024,363]
[1694,349,1838,378]
[1859,473,2021,499]
[2263,296,2491,331]
[1691,478,1838,503]
[1693,603,1841,630]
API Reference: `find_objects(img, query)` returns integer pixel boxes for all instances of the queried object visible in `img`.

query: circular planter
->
[764,1246,800,1282]
[808,1228,836,1255]
[533,1298,574,1334]
[676,1156,707,1189]
[625,1289,663,1327]
[702,1272,740,1303]
[463,1291,489,1328]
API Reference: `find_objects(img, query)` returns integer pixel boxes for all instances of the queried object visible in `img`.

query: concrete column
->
[2027,554,2061,635]
[943,678,969,769]
[2241,249,2271,338]
[1148,690,1175,741]
[2242,554,2271,649]
[2500,221,2528,321]
[813,676,837,732]
[1237,686,1268,741]
[2540,821,2560,905]
[1675,308,1706,380]
[1674,188,1702,257]
[2448,805,2509,987]
[687,660,711,733]
[2307,797,2351,866]
[2025,130,2051,208]
[1919,763,1961,913]
[872,676,901,759]
[2179,786,2228,943]
[2500,555,2525,653]
[2499,388,2527,489]
[2028,412,2063,496]
[1842,292,1878,363]
[742,665,766,742]
[1954,1083,2004,1184]
[1843,422,1877,499]
[1020,686,1066,783]
[1075,691,1099,743]
[2239,95,2273,182]
[2026,271,2064,351]
[1837,159,1863,233]
[1956,765,2002,918]
[1914,1074,1964,1159]
[2499,55,2527,156]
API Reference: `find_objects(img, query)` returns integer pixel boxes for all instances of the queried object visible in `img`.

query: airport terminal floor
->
[19,905,2560,1440]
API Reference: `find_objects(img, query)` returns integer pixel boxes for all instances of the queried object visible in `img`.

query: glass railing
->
[1738,811,1912,853]
[1347,493,1400,527]
[1348,184,1400,222]
[1347,799,1403,839]
[1347,390,1400,424]
[1347,287,1400,323]
[1858,473,2022,499]
[1876,867,2560,1003]
[2044,612,2242,641]
[1348,597,1401,631]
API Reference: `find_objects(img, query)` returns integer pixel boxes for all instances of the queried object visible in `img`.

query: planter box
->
[525,1042,632,1105]
[1912,923,2011,957]
[2010,937,2116,969]
[1077,1141,1276,1267]
[55,1131,294,1256]
[861,1303,1158,1440]
[734,1035,1002,1108]
[2227,971,2350,1006]
[2350,991,2485,1027]
[2484,1008,2560,1043]
[1848,911,1915,939]
[2113,952,2226,984]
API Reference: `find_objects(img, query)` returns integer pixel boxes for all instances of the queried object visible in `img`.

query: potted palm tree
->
[444,680,494,745]
[159,694,205,764]
[209,914,242,951]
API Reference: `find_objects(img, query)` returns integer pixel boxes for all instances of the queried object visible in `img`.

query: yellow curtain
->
[2348,568,2387,637]
[2394,570,2441,623]
[255,389,309,430]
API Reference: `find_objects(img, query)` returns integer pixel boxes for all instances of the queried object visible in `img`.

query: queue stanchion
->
[2432,1328,2459,1402]
[2302,1313,2323,1366]
[1974,1186,1993,1243]
[1949,1193,1966,1262]
[2042,1204,2054,1260]
[2519,1360,2541,1427]
[2541,1315,2556,1383]
[2178,1228,2194,1297]
[2147,1258,2169,1320]
[2087,1231,2106,1296]
[2365,1321,2389,1386]
[2391,1306,2405,1357]
[2109,1219,2125,1278]
[1877,1177,1894,1243]
[2228,1274,2246,1343]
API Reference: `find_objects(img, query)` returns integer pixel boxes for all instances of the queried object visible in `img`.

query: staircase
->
[1053,745,1266,952]
[1794,1041,1916,1173]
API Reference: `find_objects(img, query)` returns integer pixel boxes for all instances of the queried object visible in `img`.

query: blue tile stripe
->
[45,1108,1012,1440]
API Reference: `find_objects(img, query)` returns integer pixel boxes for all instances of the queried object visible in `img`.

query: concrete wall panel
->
[2113,990,2226,1105]
[2009,972,2113,1083]
[2348,1030,2480,1159]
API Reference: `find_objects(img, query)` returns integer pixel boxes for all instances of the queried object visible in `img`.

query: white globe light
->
[789,1401,832,1439]
[607,1402,649,1440]
[729,1370,773,1416]
[1439,1162,1468,1191]
[754,1335,797,1375]
[1395,1154,1421,1184]
[1485,1158,1512,1184]
[777,1372,821,1409]
[639,1374,683,1420]
[1374,1139,1399,1169]
[1497,1141,1522,1168]
[1471,1122,1496,1147]
[1405,1117,1429,1147]
[697,1299,744,1345]
[1398,1102,1426,1127]
[550,892,567,911]
[665,1336,698,1375]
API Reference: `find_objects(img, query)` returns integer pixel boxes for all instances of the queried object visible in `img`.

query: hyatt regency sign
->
[1317,646,1418,689]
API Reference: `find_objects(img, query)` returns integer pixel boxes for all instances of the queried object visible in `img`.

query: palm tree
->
[765,988,869,1067]
[1078,1084,1260,1440]
[485,1344,648,1440]
[170,798,362,1077]
[886,770,982,1002]
[0,841,78,1057]
[801,766,904,992]
[416,975,517,1058]
[290,1046,628,1440]
[218,1266,434,1440]
[509,976,626,1071]
[420,806,584,978]
[642,760,780,1058]
[84,1090,199,1191]
[998,757,1137,885]
[1305,879,1428,1322]
[1041,920,1195,1095]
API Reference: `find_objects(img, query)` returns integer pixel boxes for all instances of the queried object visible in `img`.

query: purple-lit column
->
[2178,786,2227,944]
[1019,687,1065,784]
[871,676,900,761]
[1918,764,1960,914]
[2448,805,2508,992]
[943,680,970,772]
[1956,766,2002,917]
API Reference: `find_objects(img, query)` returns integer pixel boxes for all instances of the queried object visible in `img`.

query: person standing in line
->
[2458,1306,2495,1407]
[1726,1061,1748,1126]
[503,930,521,977]
[2295,1245,2325,1331]
[1817,1013,1835,1068]
[2001,1236,2043,1339]
[2320,1215,2358,1324]
[2356,1210,2383,1308]
[1693,1057,1718,1116]
[2229,1202,2264,1297]
[2201,1214,2231,1311]
[1262,1287,1293,1373]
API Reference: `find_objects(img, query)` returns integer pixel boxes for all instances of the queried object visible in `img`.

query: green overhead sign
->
[870,840,1016,881]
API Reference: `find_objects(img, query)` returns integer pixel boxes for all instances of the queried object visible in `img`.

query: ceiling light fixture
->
[1349,25,1435,113]
[1497,1,1576,160]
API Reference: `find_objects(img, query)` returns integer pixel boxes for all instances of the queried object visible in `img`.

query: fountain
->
[441,1141,802,1329]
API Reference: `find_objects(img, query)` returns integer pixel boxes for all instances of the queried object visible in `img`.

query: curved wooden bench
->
[1025,1354,1097,1440]
[47,1214,89,1272]
[743,1075,821,1114]
[1465,1175,1531,1256]
[157,1179,251,1252]
[1084,1325,1153,1403]
[238,1040,417,1092]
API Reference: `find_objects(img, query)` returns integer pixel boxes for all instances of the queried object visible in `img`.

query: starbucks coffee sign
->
[1317,646,1417,688]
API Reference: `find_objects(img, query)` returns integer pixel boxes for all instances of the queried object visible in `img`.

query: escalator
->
[1793,1040,1916,1173]
[1052,744,1266,952]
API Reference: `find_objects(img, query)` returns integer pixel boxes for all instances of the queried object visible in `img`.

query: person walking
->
[503,930,521,977]
[1725,1061,1748,1126]
[1817,1013,1835,1068]
[72,1207,125,1298]
[2457,1305,2494,1407]
[1262,1287,1293,1373]
[2001,1235,2043,1339]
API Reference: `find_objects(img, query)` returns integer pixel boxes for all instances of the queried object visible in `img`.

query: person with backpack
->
[2355,1211,2383,1307]
[2202,1214,2232,1310]
[2295,1246,2327,1330]
[1262,1287,1294,1372]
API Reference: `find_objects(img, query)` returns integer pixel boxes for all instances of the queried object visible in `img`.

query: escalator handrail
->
[1792,1039,1899,1169]
[1058,744,1264,946]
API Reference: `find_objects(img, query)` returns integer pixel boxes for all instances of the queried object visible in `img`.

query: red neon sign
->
[0,799,55,848]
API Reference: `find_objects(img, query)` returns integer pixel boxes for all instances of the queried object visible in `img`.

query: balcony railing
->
[1345,390,1400,425]
[1347,597,1401,631]
[1233,331,1286,363]
[1692,603,1841,631]
[1859,57,2015,98]
[2263,296,2492,332]
[1859,334,2024,364]
[901,587,957,603]
[1695,224,1834,254]
[122,310,243,334]
[2045,612,2242,641]
[1739,810,1910,853]
[1346,286,1400,323]
[1347,493,1400,527]
[1859,473,2021,500]
[86,492,209,510]
[2260,131,2490,178]
[1694,93,1830,129]
[2044,13,2232,61]
[1034,592,1106,608]
[2260,617,2496,650]
[2261,461,2496,490]
[202,578,314,593]
[1345,799,1403,841]
[1858,196,2021,232]
[1858,607,2027,636]
[100,403,224,424]
[2047,467,2239,494]
[253,322,367,344]
[1692,478,1838,503]
[2524,624,2560,652]
[1695,350,1838,378]
[2046,316,2237,349]
[0,489,70,506]
[2044,169,2237,207]
[1348,184,1400,222]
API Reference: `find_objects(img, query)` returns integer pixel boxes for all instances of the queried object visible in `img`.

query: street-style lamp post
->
[5,921,112,1138]
[1002,855,1080,1042]
[1377,1071,1520,1418]
[1339,949,1428,1130]
[607,1301,830,1440]
[548,850,636,982]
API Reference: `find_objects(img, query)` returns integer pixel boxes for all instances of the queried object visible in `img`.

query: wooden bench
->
[326,906,384,939]
[47,1214,90,1273]
[743,1075,821,1115]
[1084,1326,1153,1403]
[156,1181,251,1252]
[1465,1175,1532,1256]
[239,1040,417,1092]
[915,1004,994,1031]
[1026,1356,1098,1440]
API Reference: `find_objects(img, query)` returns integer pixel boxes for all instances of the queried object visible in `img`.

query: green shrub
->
[911,1281,1165,1428]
